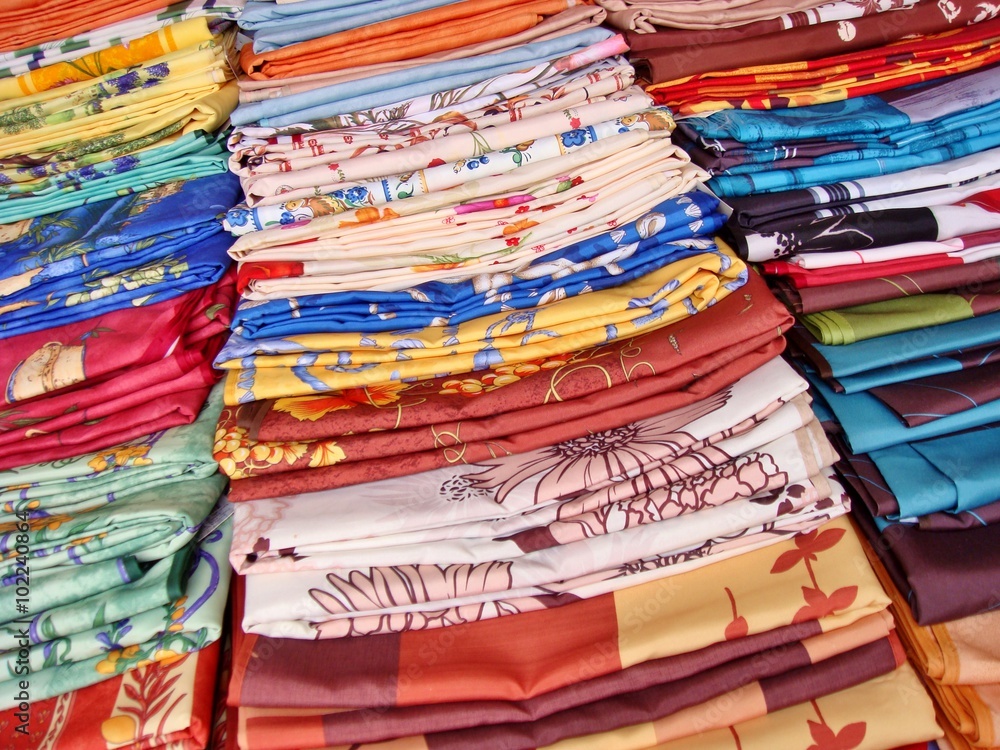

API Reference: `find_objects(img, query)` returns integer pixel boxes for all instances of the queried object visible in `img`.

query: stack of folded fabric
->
[0,3,242,744]
[0,0,242,224]
[596,0,916,36]
[227,515,941,749]
[206,2,947,747]
[630,2,1000,747]
[860,523,1000,750]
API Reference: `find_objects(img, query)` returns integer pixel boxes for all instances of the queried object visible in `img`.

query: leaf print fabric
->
[232,514,890,699]
[227,517,940,748]
[238,621,904,749]
[0,639,221,750]
[646,664,940,750]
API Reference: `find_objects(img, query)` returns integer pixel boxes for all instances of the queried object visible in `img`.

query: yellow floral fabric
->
[0,18,214,100]
[221,248,748,404]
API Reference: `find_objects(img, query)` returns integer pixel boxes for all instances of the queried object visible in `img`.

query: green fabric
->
[0,472,225,586]
[0,129,229,223]
[0,556,142,627]
[801,293,975,345]
[0,383,224,516]
[0,517,231,709]
[0,543,191,656]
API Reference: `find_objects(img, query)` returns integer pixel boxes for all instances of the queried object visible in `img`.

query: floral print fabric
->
[231,514,892,702]
[218,246,748,404]
[0,383,224,517]
[0,172,240,340]
[0,519,231,710]
[237,359,849,638]
[0,639,221,749]
[230,358,817,570]
[0,30,238,223]
[0,17,214,99]
[214,271,791,499]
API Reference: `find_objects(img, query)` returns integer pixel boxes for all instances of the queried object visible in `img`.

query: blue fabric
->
[231,193,723,340]
[243,0,462,52]
[869,424,1000,519]
[0,172,240,283]
[0,233,232,340]
[807,370,1000,454]
[232,28,613,127]
[810,311,1000,386]
[0,173,239,340]
[680,70,1000,195]
[708,125,1000,197]
[684,94,910,143]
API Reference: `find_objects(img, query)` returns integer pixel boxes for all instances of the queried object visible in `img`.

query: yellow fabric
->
[613,518,891,669]
[901,606,1000,687]
[0,82,238,185]
[0,18,213,100]
[0,42,230,160]
[222,250,747,403]
[650,663,942,750]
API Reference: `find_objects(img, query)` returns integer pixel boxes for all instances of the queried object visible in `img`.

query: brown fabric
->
[772,258,1000,315]
[629,0,974,83]
[870,360,1000,428]
[228,338,784,500]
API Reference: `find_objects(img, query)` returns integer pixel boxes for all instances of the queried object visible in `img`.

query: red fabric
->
[759,255,963,288]
[0,271,236,469]
[0,642,219,750]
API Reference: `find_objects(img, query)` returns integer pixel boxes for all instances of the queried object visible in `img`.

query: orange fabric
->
[0,0,174,53]
[394,592,620,706]
[240,0,578,79]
